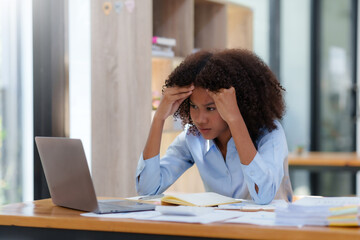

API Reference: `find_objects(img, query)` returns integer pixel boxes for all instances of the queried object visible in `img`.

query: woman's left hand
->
[207,87,242,123]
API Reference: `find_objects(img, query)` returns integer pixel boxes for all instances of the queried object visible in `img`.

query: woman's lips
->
[199,128,211,134]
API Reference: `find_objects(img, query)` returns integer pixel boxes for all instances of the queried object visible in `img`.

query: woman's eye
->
[190,104,197,109]
[207,107,216,111]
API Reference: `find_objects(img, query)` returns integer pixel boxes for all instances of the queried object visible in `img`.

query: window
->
[0,0,33,204]
[315,0,356,152]
[69,0,91,168]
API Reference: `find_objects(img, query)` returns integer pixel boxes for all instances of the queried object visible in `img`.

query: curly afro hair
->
[163,49,285,144]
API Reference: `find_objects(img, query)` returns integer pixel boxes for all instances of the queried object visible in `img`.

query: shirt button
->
[226,170,229,175]
[250,171,254,176]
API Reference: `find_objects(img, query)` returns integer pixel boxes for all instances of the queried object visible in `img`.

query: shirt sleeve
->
[240,123,288,204]
[135,131,194,196]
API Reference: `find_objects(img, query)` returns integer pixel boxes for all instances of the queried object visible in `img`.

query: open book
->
[160,192,241,207]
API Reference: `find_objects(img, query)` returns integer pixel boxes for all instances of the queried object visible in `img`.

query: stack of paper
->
[328,205,360,226]
[275,196,360,227]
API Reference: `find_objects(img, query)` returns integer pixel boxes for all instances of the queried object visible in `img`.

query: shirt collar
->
[205,139,215,154]
[204,137,235,154]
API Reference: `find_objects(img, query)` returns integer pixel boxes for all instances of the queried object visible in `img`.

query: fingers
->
[207,87,235,98]
[162,86,193,107]
[206,90,216,98]
[162,85,194,104]
[163,85,194,96]
[174,96,189,108]
[169,91,193,102]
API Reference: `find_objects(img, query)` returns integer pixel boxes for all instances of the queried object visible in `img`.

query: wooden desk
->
[288,152,360,195]
[0,199,360,240]
[289,152,360,172]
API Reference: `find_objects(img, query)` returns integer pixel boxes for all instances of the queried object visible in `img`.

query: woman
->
[135,49,292,204]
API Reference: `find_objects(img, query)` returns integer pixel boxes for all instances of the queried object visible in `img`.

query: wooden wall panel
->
[91,0,152,197]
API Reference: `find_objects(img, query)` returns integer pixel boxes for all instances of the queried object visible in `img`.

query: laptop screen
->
[35,137,99,212]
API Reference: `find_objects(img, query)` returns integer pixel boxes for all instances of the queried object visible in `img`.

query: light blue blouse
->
[135,120,291,204]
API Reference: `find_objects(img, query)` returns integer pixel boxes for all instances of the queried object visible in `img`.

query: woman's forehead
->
[189,87,214,104]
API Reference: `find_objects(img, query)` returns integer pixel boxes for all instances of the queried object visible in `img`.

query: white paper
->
[293,196,360,207]
[145,210,242,224]
[225,211,276,226]
[155,205,214,216]
[218,199,288,210]
[82,209,242,224]
[81,211,162,219]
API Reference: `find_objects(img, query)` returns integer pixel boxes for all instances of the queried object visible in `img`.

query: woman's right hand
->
[154,85,194,121]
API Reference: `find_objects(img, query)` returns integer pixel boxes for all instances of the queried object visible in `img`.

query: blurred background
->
[1,0,360,204]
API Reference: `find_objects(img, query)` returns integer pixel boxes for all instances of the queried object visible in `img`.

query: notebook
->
[160,192,241,207]
[35,137,155,214]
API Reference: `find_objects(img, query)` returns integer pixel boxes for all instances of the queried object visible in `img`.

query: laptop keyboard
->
[97,200,155,214]
[98,201,128,213]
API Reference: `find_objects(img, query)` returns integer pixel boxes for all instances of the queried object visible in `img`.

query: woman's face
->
[189,87,230,142]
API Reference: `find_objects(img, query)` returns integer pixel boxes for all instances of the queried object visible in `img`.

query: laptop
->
[35,137,155,214]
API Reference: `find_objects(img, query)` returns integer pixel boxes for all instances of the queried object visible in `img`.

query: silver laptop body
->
[35,137,155,214]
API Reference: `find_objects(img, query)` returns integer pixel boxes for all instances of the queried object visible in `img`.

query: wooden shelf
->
[152,57,173,94]
[153,0,252,57]
[227,3,253,49]
[153,0,194,57]
[195,0,227,50]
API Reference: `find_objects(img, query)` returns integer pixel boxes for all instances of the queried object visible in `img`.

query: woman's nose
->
[196,111,208,124]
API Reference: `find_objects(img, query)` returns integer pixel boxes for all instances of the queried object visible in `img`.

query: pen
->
[139,194,164,200]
